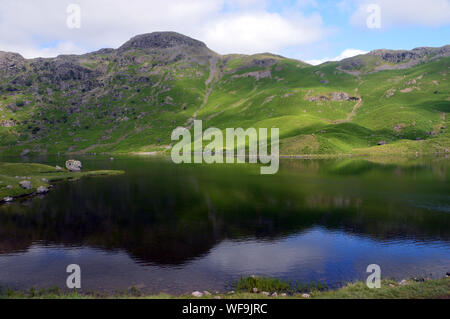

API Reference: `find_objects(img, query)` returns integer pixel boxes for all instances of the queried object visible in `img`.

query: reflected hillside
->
[0,157,448,265]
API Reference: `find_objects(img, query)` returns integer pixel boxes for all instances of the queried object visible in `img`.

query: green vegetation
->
[1,277,447,299]
[0,162,124,200]
[0,33,448,157]
[236,276,327,294]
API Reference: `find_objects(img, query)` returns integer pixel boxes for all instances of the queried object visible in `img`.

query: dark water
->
[0,156,449,294]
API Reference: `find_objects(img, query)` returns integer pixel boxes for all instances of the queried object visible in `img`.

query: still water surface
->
[0,156,448,293]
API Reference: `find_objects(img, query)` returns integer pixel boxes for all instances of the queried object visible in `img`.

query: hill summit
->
[118,32,208,51]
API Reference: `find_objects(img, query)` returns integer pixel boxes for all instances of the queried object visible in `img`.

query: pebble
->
[36,186,49,194]
[191,291,203,297]
[398,279,408,286]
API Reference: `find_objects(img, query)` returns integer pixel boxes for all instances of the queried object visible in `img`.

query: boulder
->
[65,160,82,172]
[36,186,49,194]
[19,180,32,189]
[398,279,408,286]
[301,293,311,298]
[3,197,13,202]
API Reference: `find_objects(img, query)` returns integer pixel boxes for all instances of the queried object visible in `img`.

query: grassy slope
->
[197,56,449,156]
[0,49,448,156]
[1,278,448,299]
[0,162,124,199]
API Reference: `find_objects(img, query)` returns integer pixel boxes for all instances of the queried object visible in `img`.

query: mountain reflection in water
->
[0,156,448,293]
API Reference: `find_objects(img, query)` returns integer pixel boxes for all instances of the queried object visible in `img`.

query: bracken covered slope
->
[0,32,448,156]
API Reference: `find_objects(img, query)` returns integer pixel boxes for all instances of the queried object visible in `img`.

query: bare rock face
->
[65,159,82,172]
[307,92,359,102]
[369,46,450,64]
[0,51,25,78]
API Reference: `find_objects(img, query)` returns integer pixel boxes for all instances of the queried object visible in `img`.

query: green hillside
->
[0,32,448,156]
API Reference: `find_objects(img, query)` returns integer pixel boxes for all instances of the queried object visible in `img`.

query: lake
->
[0,156,449,294]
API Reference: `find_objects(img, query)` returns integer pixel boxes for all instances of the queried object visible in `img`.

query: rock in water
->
[36,186,49,194]
[19,180,32,189]
[66,160,82,172]
[20,149,30,157]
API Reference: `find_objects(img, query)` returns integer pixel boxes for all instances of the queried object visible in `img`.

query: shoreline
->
[1,277,448,299]
[0,162,124,203]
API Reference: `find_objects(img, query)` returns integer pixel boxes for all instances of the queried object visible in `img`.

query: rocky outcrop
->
[369,46,450,64]
[0,120,16,127]
[339,45,450,73]
[0,51,26,78]
[118,32,207,52]
[307,92,359,102]
[232,70,271,80]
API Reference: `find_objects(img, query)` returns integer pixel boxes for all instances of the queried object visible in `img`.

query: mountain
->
[0,32,448,156]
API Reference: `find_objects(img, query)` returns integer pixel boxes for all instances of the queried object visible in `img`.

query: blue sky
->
[0,0,449,64]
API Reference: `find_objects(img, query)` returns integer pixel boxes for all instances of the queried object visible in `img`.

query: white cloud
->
[0,0,326,58]
[350,0,450,27]
[306,48,368,65]
[203,12,324,54]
